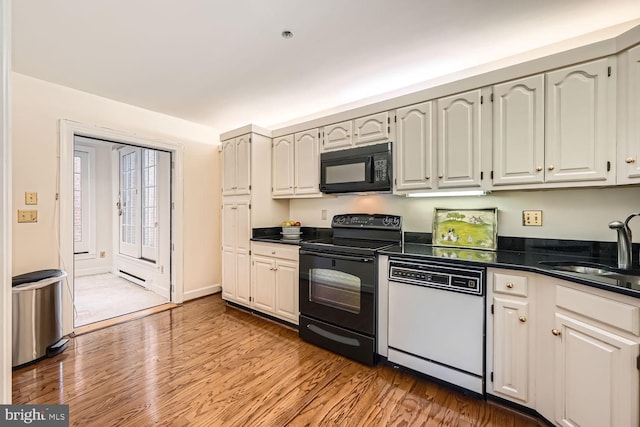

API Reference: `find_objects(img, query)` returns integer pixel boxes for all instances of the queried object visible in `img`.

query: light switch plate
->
[17,210,38,223]
[523,210,542,226]
[25,192,38,205]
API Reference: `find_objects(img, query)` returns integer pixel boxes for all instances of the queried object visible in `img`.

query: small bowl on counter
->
[281,226,302,239]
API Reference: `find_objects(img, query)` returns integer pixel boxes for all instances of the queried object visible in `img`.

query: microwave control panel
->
[373,155,388,182]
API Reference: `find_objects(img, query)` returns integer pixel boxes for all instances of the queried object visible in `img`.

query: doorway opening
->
[59,120,185,334]
[72,136,172,327]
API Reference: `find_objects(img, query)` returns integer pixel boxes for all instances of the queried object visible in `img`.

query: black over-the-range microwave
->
[320,142,392,194]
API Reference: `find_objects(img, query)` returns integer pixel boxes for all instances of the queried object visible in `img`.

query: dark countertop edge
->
[250,236,303,245]
[380,244,640,299]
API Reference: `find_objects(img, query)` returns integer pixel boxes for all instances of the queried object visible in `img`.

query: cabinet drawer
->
[556,285,640,336]
[493,272,528,297]
[251,242,299,261]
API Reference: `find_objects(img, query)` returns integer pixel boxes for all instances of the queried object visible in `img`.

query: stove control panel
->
[332,214,402,230]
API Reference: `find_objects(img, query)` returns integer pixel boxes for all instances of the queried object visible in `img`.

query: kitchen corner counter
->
[381,240,640,299]
[251,226,332,246]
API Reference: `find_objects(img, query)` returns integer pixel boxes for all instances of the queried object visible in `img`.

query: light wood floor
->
[13,294,540,426]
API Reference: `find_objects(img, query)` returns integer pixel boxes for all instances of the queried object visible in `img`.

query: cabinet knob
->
[506,282,514,289]
[536,166,543,172]
[551,328,561,336]
[547,165,555,171]
[438,175,443,179]
[626,157,636,164]
[425,176,430,180]
[519,316,527,323]
[271,251,276,254]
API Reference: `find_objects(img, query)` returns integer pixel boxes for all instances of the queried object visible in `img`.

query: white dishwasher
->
[387,258,485,395]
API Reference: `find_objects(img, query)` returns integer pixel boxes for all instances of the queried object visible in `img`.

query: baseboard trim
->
[184,284,221,301]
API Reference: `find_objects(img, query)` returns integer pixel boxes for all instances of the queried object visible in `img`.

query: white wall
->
[290,186,640,243]
[1,0,11,405]
[11,73,222,297]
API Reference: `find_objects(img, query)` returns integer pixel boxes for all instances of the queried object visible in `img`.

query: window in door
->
[119,147,158,262]
[73,146,95,255]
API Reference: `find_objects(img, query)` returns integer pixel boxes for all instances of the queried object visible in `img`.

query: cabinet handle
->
[438,175,443,179]
[231,206,238,210]
[425,176,430,180]
[506,282,514,288]
[626,157,636,164]
[519,316,527,323]
[271,251,276,254]
[535,166,543,172]
[551,329,561,336]
[547,165,555,171]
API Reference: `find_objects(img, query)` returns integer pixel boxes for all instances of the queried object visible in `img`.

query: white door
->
[322,121,353,151]
[492,75,545,186]
[437,89,483,188]
[395,101,434,191]
[621,45,640,182]
[294,129,320,195]
[354,112,389,145]
[272,135,294,196]
[274,258,299,324]
[546,58,614,184]
[119,147,141,258]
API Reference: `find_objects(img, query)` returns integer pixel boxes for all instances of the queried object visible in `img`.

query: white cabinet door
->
[492,296,531,404]
[546,58,614,184]
[221,139,237,195]
[554,313,639,427]
[251,255,276,313]
[235,134,251,195]
[437,89,484,188]
[294,129,320,195]
[272,135,295,197]
[620,45,640,182]
[221,199,251,306]
[395,102,434,191]
[354,111,389,145]
[493,75,545,186]
[274,258,299,324]
[323,121,353,151]
[221,135,251,196]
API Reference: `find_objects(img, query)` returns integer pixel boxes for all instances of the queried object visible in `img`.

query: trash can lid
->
[12,269,66,287]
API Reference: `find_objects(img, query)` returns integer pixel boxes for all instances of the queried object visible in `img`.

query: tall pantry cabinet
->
[220,126,288,306]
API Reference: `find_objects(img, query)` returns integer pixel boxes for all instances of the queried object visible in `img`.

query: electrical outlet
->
[17,210,37,223]
[99,251,106,258]
[25,192,38,205]
[321,209,327,220]
[523,210,543,226]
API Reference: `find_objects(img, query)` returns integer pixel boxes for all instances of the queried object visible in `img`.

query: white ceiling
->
[11,0,640,133]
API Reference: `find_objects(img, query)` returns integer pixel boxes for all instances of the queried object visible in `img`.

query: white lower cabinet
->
[487,269,535,407]
[488,269,640,427]
[250,242,299,325]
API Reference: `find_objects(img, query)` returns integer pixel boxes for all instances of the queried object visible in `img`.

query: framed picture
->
[433,208,498,251]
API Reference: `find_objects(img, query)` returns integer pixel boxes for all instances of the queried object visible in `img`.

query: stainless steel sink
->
[538,261,640,287]
[538,261,616,275]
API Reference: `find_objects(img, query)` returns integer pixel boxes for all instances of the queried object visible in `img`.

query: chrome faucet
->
[609,213,640,270]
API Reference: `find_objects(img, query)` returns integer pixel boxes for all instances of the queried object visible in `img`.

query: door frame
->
[59,119,184,335]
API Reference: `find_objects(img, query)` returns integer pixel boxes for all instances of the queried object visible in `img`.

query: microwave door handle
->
[365,157,374,183]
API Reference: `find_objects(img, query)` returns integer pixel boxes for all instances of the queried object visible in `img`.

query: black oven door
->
[299,250,376,335]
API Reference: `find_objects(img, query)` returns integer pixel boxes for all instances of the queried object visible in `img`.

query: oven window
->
[325,162,365,184]
[309,268,361,314]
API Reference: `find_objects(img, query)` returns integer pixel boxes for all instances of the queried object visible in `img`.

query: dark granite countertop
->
[381,239,640,298]
[251,226,332,246]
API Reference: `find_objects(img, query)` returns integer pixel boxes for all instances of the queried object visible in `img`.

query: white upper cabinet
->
[394,101,435,192]
[437,88,490,189]
[271,134,295,197]
[272,129,321,198]
[545,57,615,184]
[354,111,390,145]
[492,75,545,186]
[322,111,392,152]
[294,129,321,195]
[619,44,640,184]
[221,133,251,196]
[323,120,353,151]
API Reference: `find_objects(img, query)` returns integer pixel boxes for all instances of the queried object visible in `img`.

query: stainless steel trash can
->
[12,269,68,368]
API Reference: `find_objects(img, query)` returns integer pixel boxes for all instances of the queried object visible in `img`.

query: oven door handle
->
[299,250,374,263]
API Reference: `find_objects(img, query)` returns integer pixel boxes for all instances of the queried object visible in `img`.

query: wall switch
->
[25,192,38,205]
[99,251,106,258]
[523,210,542,226]
[17,210,38,223]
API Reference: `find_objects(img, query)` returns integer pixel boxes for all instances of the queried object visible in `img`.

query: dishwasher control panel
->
[388,259,484,295]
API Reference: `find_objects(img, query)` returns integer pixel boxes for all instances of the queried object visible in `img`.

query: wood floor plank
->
[13,294,543,426]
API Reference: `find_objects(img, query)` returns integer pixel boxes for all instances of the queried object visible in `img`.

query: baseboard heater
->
[119,270,146,283]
